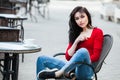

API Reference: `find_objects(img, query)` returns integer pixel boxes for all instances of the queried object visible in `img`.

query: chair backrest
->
[37,0,50,4]
[94,34,113,73]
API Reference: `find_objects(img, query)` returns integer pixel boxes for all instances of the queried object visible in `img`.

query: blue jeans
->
[36,48,93,80]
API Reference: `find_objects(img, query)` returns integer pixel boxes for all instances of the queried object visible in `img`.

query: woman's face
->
[74,12,88,29]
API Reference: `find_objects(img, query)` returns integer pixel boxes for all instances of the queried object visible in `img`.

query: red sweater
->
[65,27,103,62]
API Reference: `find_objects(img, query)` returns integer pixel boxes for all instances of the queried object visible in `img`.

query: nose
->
[79,18,82,23]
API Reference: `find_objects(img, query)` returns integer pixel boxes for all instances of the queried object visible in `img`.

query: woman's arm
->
[90,28,103,62]
[65,33,88,60]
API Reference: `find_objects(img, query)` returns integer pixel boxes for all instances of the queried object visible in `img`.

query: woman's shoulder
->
[93,27,103,33]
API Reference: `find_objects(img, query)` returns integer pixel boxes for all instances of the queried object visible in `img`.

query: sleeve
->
[90,28,104,62]
[65,43,73,61]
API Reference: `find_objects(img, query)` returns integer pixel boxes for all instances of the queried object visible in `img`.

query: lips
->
[80,23,84,26]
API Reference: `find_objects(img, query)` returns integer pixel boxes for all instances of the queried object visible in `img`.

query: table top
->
[0,26,19,30]
[0,42,41,54]
[0,13,27,20]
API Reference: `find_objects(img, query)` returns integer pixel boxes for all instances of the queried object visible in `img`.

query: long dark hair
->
[68,6,92,43]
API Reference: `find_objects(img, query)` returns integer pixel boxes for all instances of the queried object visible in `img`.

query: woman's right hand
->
[75,34,88,43]
[68,34,88,56]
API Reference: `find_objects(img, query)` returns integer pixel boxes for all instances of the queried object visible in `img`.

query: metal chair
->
[36,0,50,18]
[52,34,113,80]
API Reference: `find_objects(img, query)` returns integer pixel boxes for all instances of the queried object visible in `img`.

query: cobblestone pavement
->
[0,0,120,80]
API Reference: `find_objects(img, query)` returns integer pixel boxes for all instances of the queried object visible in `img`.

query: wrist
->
[74,40,79,45]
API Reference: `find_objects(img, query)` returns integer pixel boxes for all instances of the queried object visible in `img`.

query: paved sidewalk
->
[1,0,120,80]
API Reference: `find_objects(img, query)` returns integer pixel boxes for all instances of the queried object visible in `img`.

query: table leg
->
[3,54,11,80]
[12,54,19,80]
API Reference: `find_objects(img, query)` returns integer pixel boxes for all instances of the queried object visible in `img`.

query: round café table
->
[0,42,41,80]
[0,14,28,63]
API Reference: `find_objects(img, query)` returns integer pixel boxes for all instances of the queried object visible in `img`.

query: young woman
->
[36,6,103,80]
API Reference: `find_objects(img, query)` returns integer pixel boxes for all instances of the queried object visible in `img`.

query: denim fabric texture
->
[36,48,93,80]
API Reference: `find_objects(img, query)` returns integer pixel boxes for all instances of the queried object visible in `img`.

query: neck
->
[82,27,88,32]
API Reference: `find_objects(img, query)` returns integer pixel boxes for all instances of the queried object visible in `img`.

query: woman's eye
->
[80,15,85,18]
[75,17,79,20]
[75,15,85,20]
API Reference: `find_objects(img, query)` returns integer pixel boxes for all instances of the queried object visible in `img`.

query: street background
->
[1,0,120,80]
